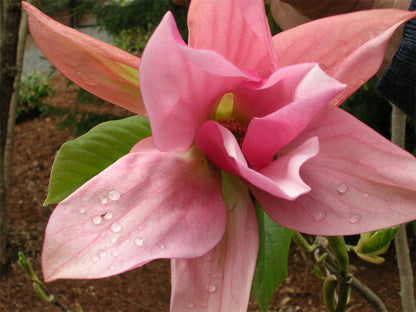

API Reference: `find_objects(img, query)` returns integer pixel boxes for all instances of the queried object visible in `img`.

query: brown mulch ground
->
[1,72,415,311]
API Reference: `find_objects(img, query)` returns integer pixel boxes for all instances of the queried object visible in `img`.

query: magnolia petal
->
[188,0,277,77]
[232,63,320,122]
[42,144,226,281]
[23,2,144,115]
[140,12,252,152]
[241,64,344,168]
[196,121,318,200]
[170,174,258,311]
[272,9,416,105]
[254,106,416,235]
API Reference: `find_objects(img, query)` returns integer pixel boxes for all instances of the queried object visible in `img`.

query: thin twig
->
[390,103,416,312]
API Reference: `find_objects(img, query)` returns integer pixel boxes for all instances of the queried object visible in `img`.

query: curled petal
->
[196,121,318,200]
[188,0,278,77]
[170,174,258,311]
[255,106,416,235]
[140,12,253,152]
[42,143,226,281]
[273,9,416,104]
[23,2,144,115]
[241,64,344,168]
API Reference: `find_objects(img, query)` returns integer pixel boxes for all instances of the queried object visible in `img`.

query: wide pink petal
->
[23,2,144,115]
[140,12,254,152]
[170,174,258,311]
[241,64,344,168]
[196,121,318,200]
[42,144,226,281]
[187,0,277,78]
[273,9,416,105]
[254,106,416,235]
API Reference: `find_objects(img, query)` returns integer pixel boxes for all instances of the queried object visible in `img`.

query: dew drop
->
[103,212,113,220]
[110,223,122,233]
[157,242,165,249]
[134,238,144,247]
[363,193,369,198]
[206,284,216,293]
[348,214,361,224]
[98,250,107,258]
[314,211,327,222]
[109,265,115,271]
[337,183,348,194]
[99,196,108,204]
[92,255,99,262]
[111,250,119,257]
[78,208,86,214]
[110,236,117,244]
[92,216,103,225]
[108,190,121,201]
[186,301,195,309]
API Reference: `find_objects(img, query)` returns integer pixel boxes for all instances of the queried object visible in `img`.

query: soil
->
[1,72,415,312]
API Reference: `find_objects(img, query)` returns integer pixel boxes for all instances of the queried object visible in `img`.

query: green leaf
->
[251,202,292,312]
[45,115,151,204]
[354,227,399,264]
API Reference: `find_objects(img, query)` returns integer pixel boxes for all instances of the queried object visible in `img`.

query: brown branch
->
[390,104,415,312]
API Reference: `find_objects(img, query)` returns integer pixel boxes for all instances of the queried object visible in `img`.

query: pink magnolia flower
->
[24,0,416,310]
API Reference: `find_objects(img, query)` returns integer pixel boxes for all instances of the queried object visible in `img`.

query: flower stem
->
[292,232,318,253]
[326,236,350,311]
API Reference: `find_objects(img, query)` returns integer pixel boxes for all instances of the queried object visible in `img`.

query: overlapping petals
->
[140,12,257,152]
[196,121,319,200]
[24,0,416,311]
[240,64,345,168]
[42,140,226,281]
[170,174,258,311]
[253,106,416,235]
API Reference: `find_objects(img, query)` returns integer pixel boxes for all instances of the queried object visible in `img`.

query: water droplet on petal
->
[103,212,113,220]
[363,193,369,198]
[78,208,86,214]
[98,250,107,258]
[92,216,103,225]
[109,265,115,271]
[134,238,144,247]
[92,255,99,262]
[348,214,361,224]
[111,250,119,257]
[157,242,165,249]
[110,236,117,244]
[206,284,216,293]
[314,211,327,222]
[110,223,122,233]
[99,196,108,204]
[337,183,348,194]
[108,190,121,201]
[186,301,195,309]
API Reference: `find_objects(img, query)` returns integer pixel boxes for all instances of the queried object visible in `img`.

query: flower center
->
[218,117,247,144]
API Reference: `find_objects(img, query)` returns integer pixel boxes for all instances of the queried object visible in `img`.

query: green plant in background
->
[17,71,53,122]
[73,0,188,55]
[31,0,69,16]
